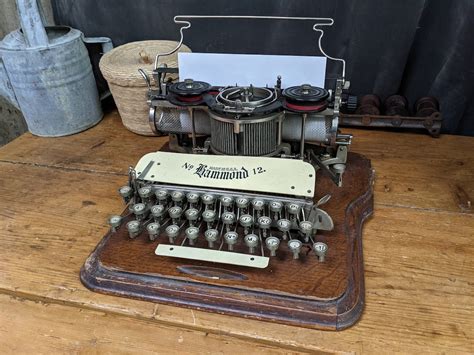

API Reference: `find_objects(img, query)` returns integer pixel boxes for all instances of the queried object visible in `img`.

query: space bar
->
[155,244,269,269]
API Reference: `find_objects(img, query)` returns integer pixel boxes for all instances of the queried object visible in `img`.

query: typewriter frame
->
[81,16,375,330]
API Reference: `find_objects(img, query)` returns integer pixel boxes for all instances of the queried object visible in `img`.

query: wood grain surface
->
[0,111,473,353]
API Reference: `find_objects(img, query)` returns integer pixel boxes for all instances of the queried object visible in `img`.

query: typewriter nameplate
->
[135,152,316,198]
[156,244,269,268]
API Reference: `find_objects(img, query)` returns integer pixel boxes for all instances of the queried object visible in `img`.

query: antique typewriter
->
[82,16,374,330]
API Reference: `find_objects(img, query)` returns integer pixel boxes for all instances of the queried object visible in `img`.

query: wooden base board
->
[81,152,374,330]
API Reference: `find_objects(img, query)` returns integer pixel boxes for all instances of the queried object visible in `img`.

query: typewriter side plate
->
[81,152,374,330]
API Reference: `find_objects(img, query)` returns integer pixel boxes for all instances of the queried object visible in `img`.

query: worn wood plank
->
[0,294,297,354]
[0,162,472,353]
[0,112,472,214]
[349,128,474,214]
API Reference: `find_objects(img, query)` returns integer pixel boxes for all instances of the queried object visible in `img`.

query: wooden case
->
[81,152,374,330]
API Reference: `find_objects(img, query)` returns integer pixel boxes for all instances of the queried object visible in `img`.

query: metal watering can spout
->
[17,0,50,48]
[0,0,48,109]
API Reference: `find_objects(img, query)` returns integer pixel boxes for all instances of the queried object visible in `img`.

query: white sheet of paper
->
[178,53,326,88]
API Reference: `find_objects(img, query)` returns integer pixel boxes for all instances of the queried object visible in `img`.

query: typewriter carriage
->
[140,15,353,187]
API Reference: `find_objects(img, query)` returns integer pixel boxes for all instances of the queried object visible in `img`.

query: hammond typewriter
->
[81,16,374,330]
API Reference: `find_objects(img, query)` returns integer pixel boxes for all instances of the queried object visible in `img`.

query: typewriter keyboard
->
[109,183,332,268]
[107,151,333,268]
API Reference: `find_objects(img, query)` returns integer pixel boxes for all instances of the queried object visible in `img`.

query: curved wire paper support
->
[154,15,346,80]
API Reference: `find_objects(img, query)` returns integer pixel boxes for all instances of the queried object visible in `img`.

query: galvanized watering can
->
[0,0,112,136]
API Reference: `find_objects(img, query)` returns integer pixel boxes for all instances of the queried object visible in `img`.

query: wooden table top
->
[0,111,472,354]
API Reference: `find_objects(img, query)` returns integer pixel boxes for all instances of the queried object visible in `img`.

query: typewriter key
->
[287,203,301,228]
[185,208,199,225]
[155,189,169,204]
[222,211,236,232]
[118,185,133,203]
[288,239,303,259]
[287,203,301,215]
[165,224,180,244]
[150,205,165,221]
[146,222,160,241]
[222,211,236,224]
[258,216,272,238]
[107,215,122,232]
[265,236,280,256]
[244,234,259,254]
[252,199,265,211]
[270,201,283,213]
[126,220,141,239]
[299,220,314,242]
[258,216,272,229]
[132,203,148,220]
[202,210,216,229]
[168,206,183,224]
[186,192,200,205]
[138,185,153,202]
[185,226,200,245]
[220,196,234,208]
[239,214,253,234]
[224,231,239,251]
[204,228,219,248]
[236,197,249,209]
[171,191,185,205]
[277,218,291,240]
[202,194,216,208]
[313,242,328,262]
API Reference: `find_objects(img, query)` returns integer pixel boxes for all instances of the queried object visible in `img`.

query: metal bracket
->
[155,244,270,268]
[152,15,346,80]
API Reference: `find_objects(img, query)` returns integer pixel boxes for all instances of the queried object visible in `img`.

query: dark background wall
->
[52,0,474,136]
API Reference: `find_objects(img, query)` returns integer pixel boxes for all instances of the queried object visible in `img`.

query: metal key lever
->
[155,189,169,205]
[221,211,236,232]
[313,242,328,262]
[299,220,313,243]
[244,234,259,254]
[239,214,253,235]
[277,218,291,240]
[288,239,303,259]
[269,201,283,223]
[132,203,149,221]
[202,210,216,229]
[127,220,141,239]
[171,191,185,206]
[265,236,280,257]
[258,216,272,238]
[204,228,219,248]
[151,204,166,222]
[146,222,161,241]
[224,231,238,251]
[165,224,180,244]
[168,206,183,225]
[185,226,200,245]
[185,208,199,226]
[186,192,200,207]
[138,185,153,204]
[118,185,133,204]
